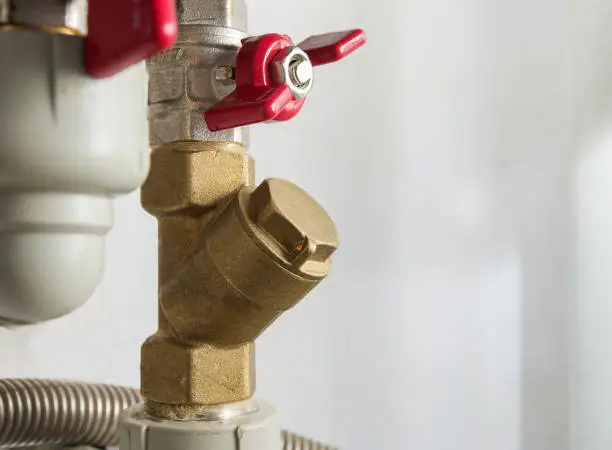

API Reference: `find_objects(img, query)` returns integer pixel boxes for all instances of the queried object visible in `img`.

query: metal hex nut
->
[270,46,313,100]
[141,335,255,405]
[141,142,253,216]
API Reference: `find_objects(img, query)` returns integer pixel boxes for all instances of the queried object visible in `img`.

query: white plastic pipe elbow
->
[0,30,150,323]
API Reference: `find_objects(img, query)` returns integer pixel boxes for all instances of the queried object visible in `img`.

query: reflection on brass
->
[140,141,338,415]
[0,24,83,36]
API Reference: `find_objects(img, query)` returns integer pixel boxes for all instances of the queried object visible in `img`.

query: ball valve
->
[0,0,177,324]
[204,29,366,131]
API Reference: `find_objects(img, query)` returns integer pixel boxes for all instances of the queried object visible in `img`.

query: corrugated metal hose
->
[0,379,336,450]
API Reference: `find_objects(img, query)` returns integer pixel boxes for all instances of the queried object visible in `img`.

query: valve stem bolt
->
[288,56,312,88]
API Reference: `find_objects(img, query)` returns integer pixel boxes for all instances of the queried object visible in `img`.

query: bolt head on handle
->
[85,0,178,78]
[271,46,313,101]
[204,29,366,132]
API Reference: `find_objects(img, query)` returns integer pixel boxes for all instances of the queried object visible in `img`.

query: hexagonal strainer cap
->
[248,178,338,275]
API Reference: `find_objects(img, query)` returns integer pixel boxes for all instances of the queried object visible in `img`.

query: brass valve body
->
[140,141,338,415]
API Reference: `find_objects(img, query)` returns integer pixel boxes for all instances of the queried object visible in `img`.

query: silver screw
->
[288,56,313,88]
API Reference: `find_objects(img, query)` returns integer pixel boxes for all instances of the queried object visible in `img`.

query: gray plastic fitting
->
[0,28,149,323]
[120,401,282,450]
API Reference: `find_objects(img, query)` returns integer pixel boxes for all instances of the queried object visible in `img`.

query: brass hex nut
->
[141,335,255,405]
[141,141,253,216]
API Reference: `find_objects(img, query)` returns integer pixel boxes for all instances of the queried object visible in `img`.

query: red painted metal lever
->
[298,29,367,66]
[85,0,178,78]
[204,29,366,131]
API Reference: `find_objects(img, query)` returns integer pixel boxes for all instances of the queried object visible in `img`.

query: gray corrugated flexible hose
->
[0,379,336,450]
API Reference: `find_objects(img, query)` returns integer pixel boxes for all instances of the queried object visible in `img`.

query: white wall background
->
[2,0,612,449]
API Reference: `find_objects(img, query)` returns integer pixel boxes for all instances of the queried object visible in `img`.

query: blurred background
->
[2,0,612,449]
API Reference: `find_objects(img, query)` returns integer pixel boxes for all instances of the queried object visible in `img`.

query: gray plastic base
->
[120,402,282,450]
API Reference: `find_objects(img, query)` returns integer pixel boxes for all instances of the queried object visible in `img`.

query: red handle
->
[85,0,178,78]
[204,29,366,131]
[299,29,367,66]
